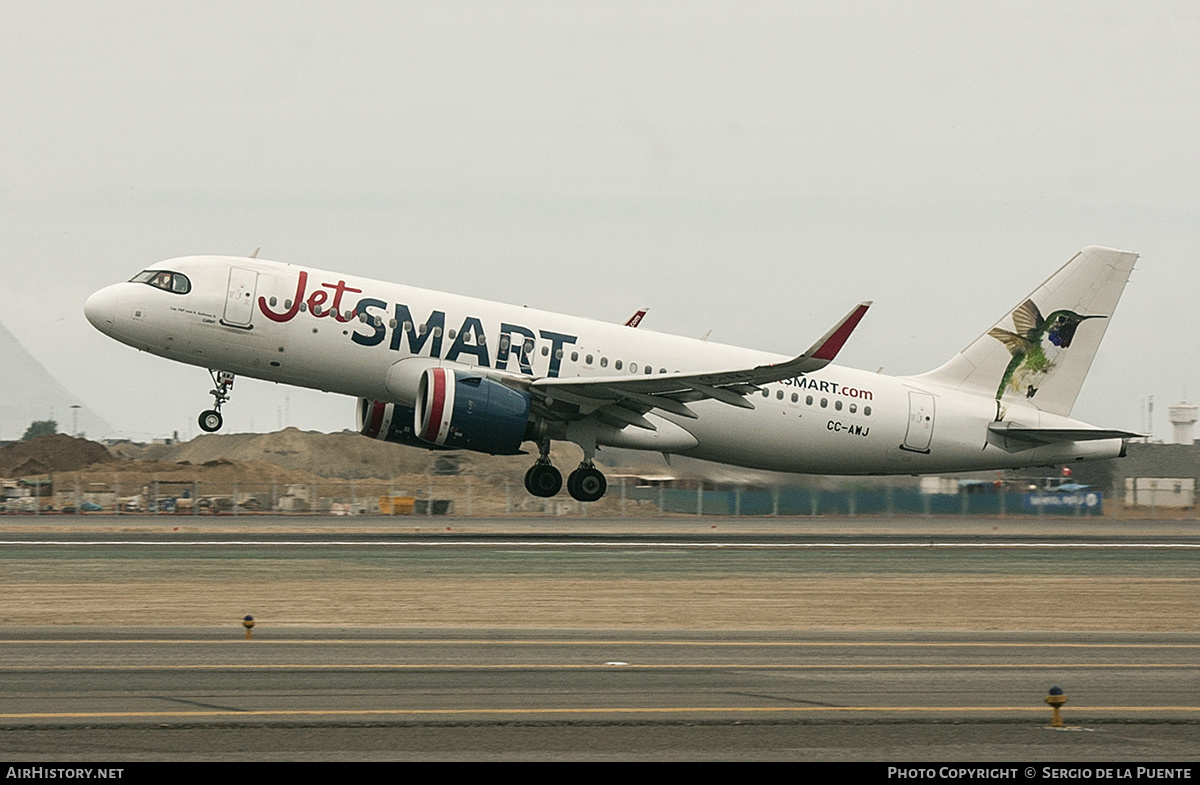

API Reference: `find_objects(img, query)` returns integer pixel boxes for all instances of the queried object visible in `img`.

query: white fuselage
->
[84,255,1123,475]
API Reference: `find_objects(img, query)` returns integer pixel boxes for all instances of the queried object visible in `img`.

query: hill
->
[0,317,114,440]
[111,427,542,479]
[0,433,117,477]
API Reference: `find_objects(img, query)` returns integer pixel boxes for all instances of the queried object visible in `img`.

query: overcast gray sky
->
[2,1,1197,442]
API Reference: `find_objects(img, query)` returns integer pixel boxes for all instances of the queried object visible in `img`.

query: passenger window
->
[645,366,653,374]
[600,357,608,368]
[571,351,579,362]
[761,389,769,398]
[835,400,842,411]
[806,395,813,405]
[820,398,828,408]
[615,360,623,370]
[849,403,857,414]
[791,393,798,403]
[586,354,594,365]
[864,406,872,416]
[776,390,784,400]
[630,363,637,373]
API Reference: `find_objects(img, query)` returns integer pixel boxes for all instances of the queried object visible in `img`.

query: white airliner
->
[85,246,1139,502]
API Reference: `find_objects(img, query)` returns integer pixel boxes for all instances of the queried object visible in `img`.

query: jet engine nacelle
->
[413,367,532,455]
[357,397,434,448]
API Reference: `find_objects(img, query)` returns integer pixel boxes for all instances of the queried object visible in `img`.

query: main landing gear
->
[566,463,606,503]
[523,440,608,503]
[198,370,235,433]
[524,460,562,497]
[524,439,563,497]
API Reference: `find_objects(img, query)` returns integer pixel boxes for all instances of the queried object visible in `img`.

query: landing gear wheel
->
[524,463,563,498]
[567,465,607,503]
[198,370,235,434]
[198,409,223,433]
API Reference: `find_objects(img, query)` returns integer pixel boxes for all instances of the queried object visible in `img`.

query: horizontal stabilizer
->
[987,422,1141,451]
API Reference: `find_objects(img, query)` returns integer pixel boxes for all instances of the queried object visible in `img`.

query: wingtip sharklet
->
[808,301,872,362]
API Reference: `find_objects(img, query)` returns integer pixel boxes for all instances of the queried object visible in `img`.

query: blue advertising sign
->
[1021,492,1102,514]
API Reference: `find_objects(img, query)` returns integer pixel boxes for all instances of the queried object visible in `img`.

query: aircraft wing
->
[527,302,870,429]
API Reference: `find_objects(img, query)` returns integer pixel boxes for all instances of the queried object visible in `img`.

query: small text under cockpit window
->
[131,270,191,295]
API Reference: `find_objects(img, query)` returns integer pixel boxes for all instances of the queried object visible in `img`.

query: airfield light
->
[1044,685,1068,727]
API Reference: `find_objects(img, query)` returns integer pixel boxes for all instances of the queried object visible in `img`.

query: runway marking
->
[2,639,1198,649]
[3,705,1199,721]
[2,540,1199,549]
[0,663,1194,671]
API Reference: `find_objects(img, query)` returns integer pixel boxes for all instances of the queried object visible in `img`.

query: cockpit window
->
[131,270,191,294]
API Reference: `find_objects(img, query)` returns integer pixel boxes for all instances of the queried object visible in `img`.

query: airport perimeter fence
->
[5,472,1198,519]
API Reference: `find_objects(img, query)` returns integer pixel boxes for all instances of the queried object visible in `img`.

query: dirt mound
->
[0,434,116,477]
[116,427,542,480]
[72,456,342,489]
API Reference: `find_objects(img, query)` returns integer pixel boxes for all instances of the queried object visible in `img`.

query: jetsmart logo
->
[780,375,873,400]
[258,271,577,377]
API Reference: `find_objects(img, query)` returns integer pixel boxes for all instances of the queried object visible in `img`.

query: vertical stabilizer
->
[913,246,1137,417]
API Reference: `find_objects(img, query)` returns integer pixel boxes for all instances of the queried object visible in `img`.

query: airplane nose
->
[84,285,119,332]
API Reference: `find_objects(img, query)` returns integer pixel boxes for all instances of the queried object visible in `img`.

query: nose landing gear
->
[198,370,235,433]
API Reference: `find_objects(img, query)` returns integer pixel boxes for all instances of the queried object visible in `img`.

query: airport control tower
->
[1168,401,1198,445]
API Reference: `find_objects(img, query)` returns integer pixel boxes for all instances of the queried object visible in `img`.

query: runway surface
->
[1,516,1197,760]
[1,628,1198,761]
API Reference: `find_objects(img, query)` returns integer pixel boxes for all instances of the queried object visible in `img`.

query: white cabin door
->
[222,268,258,328]
[902,391,935,452]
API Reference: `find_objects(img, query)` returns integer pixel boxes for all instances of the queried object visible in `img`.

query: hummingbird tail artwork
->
[987,300,1106,403]
[911,246,1137,419]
